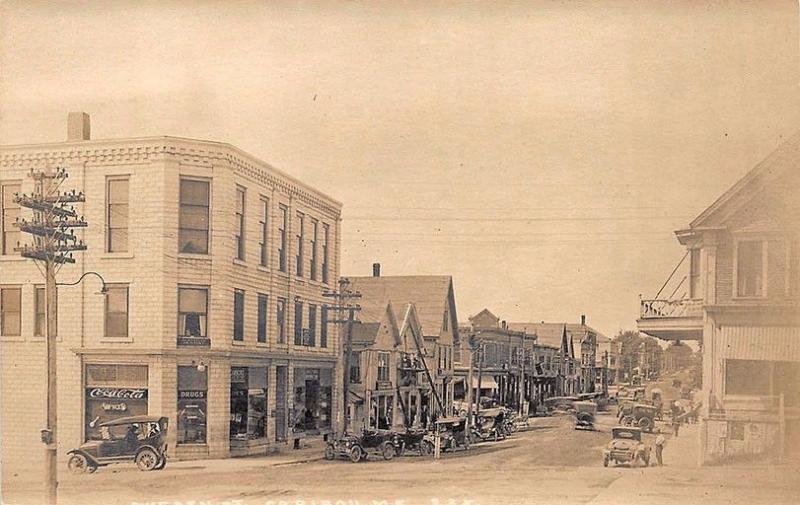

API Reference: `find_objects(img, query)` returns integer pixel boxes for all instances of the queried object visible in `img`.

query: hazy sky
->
[2,0,799,337]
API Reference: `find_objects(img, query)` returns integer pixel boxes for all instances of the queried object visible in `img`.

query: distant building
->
[638,133,800,463]
[346,267,459,418]
[663,341,693,374]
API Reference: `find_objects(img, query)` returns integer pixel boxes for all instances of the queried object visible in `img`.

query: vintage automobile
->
[422,416,470,453]
[325,428,397,463]
[603,426,651,467]
[470,408,506,442]
[543,396,579,413]
[619,403,658,432]
[67,415,168,473]
[392,427,428,456]
[574,401,597,431]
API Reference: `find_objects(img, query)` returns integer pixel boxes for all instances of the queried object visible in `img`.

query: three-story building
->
[0,113,343,482]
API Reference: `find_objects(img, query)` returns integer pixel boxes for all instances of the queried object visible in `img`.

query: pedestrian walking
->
[672,413,680,437]
[654,429,666,466]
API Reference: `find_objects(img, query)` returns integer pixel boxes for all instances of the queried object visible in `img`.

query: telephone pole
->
[14,167,87,505]
[323,278,361,435]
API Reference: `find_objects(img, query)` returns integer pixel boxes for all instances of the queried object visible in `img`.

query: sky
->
[2,0,799,338]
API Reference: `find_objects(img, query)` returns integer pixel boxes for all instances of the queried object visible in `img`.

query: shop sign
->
[177,336,211,347]
[87,388,148,400]
[249,388,265,395]
[305,369,320,380]
[102,402,128,412]
[376,380,392,390]
[178,390,207,400]
[231,368,248,383]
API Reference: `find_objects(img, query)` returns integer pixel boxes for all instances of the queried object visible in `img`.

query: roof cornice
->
[0,136,342,217]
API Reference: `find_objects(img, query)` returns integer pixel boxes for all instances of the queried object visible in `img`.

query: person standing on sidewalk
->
[654,429,666,466]
[672,412,680,437]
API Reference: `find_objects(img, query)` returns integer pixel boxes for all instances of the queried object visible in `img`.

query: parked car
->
[67,416,168,473]
[603,426,650,467]
[392,427,428,456]
[619,403,658,432]
[423,416,470,453]
[325,429,397,463]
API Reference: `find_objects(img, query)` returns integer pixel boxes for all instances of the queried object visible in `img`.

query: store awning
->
[470,375,499,391]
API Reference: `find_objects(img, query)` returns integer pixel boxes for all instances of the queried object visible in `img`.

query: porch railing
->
[640,298,703,319]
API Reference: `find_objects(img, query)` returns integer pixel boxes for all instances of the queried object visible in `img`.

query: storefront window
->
[230,366,267,441]
[85,364,148,441]
[292,368,332,432]
[177,366,208,444]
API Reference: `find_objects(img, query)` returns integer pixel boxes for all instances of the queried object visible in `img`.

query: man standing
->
[654,429,666,466]
[672,412,680,437]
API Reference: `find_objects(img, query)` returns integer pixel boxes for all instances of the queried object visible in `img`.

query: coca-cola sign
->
[87,388,148,400]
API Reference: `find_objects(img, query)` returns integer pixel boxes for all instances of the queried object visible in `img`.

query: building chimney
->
[501,320,507,330]
[67,112,91,141]
[372,263,381,277]
[581,314,586,326]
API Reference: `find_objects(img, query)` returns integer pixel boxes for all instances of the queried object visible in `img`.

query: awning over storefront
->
[470,375,499,391]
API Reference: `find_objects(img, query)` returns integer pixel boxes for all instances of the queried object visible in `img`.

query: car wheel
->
[349,445,363,463]
[421,440,434,455]
[135,448,159,471]
[87,465,98,474]
[621,416,634,427]
[638,417,653,432]
[324,444,336,461]
[67,454,88,474]
[381,442,395,461]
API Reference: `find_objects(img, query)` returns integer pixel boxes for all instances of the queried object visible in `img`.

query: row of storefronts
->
[81,361,335,459]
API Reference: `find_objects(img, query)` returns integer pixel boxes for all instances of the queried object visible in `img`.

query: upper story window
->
[179,179,210,254]
[106,177,129,253]
[320,306,328,348]
[0,287,21,337]
[294,301,304,345]
[235,187,246,261]
[178,286,208,340]
[310,219,318,281]
[307,304,317,347]
[105,285,129,339]
[736,240,764,297]
[350,351,361,383]
[278,205,288,272]
[1,183,21,255]
[257,293,268,344]
[233,289,245,341]
[295,212,305,277]
[377,352,390,382]
[322,223,330,284]
[276,297,287,343]
[689,248,700,298]
[259,198,269,267]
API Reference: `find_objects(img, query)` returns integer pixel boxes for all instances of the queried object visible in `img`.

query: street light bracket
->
[56,271,108,295]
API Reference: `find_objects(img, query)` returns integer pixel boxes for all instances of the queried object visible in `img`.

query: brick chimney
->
[580,314,586,326]
[372,263,381,277]
[67,112,90,141]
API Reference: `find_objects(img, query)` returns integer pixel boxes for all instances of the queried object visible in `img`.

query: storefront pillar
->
[207,358,230,458]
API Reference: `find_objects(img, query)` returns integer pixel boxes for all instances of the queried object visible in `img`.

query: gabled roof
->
[688,130,800,229]
[507,322,608,350]
[351,322,382,344]
[346,275,458,340]
[351,302,401,348]
[469,308,500,328]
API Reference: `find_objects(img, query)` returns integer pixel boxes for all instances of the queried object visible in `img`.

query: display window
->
[230,366,267,442]
[292,368,332,432]
[84,364,148,441]
[177,366,208,444]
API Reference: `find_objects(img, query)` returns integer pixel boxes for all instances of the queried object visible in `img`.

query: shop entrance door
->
[275,366,288,442]
[305,379,320,430]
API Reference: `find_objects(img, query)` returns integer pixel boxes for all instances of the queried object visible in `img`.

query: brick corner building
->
[0,113,343,484]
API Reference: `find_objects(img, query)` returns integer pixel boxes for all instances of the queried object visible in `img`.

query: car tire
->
[135,448,159,471]
[87,465,98,474]
[638,417,653,432]
[324,444,336,461]
[349,445,363,463]
[67,454,88,474]
[381,442,395,461]
[421,440,434,455]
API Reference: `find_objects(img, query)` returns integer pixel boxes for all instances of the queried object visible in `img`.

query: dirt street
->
[3,414,798,505]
